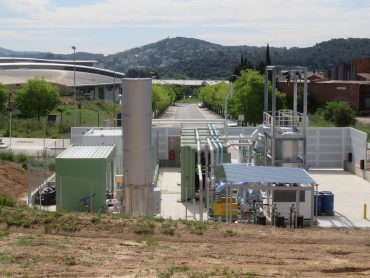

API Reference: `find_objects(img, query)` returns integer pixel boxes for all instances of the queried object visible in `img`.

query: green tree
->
[231,70,286,124]
[166,84,185,103]
[197,82,231,115]
[266,43,272,66]
[15,78,61,121]
[152,85,171,115]
[0,83,7,113]
[323,101,356,127]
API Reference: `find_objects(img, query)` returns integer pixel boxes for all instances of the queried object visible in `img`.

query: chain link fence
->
[27,148,57,208]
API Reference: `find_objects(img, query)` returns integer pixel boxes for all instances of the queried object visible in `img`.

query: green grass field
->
[0,100,121,138]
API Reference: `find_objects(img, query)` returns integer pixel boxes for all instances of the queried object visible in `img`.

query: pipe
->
[196,129,203,221]
[205,145,209,220]
[212,138,220,165]
[212,125,223,163]
[207,137,215,191]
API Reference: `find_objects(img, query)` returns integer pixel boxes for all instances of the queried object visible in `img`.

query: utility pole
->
[113,71,116,127]
[72,46,77,126]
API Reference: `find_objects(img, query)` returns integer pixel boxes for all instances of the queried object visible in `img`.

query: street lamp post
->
[224,75,236,137]
[113,71,116,127]
[8,91,12,150]
[72,46,76,126]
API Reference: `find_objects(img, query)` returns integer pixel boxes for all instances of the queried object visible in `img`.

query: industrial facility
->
[24,65,369,229]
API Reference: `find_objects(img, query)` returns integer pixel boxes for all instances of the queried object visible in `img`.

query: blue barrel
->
[320,191,334,214]
[314,193,323,215]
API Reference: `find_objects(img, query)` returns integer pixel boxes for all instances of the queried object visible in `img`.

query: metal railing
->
[263,110,304,128]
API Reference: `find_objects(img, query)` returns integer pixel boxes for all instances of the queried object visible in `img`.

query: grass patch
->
[90,212,101,224]
[191,222,207,235]
[0,100,121,138]
[0,270,12,277]
[18,235,35,246]
[223,229,237,237]
[157,265,191,278]
[0,230,10,237]
[0,252,11,263]
[138,238,159,248]
[60,222,79,232]
[0,196,16,207]
[133,219,155,235]
[309,112,335,127]
[161,220,176,236]
[180,220,207,235]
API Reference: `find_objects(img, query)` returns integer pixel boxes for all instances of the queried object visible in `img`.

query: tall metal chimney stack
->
[122,78,153,216]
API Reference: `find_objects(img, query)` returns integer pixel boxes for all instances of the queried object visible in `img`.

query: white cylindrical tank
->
[122,78,153,216]
[275,140,299,166]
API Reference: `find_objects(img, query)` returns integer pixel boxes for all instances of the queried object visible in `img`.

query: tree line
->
[0,78,180,122]
[197,70,356,127]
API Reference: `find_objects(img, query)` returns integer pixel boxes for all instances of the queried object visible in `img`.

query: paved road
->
[159,103,221,120]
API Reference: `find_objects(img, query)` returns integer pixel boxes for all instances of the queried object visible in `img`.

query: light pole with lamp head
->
[224,75,236,137]
[72,46,76,126]
[113,71,116,127]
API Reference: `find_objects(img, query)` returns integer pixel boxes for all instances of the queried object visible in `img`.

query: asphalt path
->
[174,103,205,119]
[159,103,222,120]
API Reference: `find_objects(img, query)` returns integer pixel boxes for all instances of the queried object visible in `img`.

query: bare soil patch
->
[0,160,27,203]
[0,207,370,277]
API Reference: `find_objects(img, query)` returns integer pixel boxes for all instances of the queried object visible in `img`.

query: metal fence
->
[72,126,368,170]
[27,163,55,208]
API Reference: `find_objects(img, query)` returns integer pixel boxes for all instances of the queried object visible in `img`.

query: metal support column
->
[271,68,277,166]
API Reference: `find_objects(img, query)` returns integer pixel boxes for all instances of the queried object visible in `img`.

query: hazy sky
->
[1,0,369,55]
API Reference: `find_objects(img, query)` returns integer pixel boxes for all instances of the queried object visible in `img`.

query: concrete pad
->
[309,170,370,228]
[157,167,207,220]
[0,137,70,156]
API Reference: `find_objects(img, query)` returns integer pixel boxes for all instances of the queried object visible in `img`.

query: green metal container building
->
[180,127,231,201]
[56,145,116,212]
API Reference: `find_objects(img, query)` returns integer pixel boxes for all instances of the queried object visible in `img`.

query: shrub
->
[161,221,176,236]
[0,151,14,162]
[223,229,237,237]
[0,196,16,207]
[134,219,155,235]
[323,101,356,127]
[15,153,28,164]
[58,121,71,134]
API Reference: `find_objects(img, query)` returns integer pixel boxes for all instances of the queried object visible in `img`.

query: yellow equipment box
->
[213,196,238,217]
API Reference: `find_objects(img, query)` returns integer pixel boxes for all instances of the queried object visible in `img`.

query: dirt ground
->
[0,162,370,277]
[0,160,27,204]
[0,208,370,278]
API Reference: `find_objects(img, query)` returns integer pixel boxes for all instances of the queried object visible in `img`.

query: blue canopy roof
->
[217,163,317,185]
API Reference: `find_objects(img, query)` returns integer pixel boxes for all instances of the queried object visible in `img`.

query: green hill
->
[2,37,370,79]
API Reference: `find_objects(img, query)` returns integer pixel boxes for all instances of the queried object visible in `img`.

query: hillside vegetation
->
[2,37,370,79]
[105,37,370,79]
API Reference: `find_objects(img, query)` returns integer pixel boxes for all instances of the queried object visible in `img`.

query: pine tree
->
[266,43,272,66]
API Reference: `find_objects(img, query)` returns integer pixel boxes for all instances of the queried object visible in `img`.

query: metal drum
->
[297,215,304,228]
[314,192,323,215]
[320,191,334,215]
[257,215,266,226]
[274,215,285,228]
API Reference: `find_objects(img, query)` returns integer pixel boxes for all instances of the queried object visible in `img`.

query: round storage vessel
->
[274,216,285,228]
[297,215,304,228]
[321,191,334,215]
[257,215,266,226]
[314,193,323,215]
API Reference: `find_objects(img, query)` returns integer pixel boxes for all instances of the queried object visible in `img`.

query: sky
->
[0,0,370,55]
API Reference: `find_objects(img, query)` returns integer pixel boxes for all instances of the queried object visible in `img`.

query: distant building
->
[325,57,370,81]
[0,59,124,102]
[278,79,370,113]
